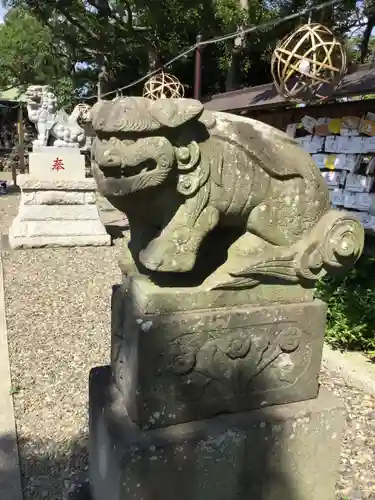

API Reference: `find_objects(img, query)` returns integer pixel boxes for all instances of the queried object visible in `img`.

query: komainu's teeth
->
[141,167,148,174]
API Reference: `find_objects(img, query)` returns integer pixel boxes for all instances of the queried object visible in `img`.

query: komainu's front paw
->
[139,237,196,272]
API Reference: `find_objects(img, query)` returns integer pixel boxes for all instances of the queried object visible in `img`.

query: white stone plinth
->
[29,147,85,181]
[9,175,111,249]
[32,146,80,153]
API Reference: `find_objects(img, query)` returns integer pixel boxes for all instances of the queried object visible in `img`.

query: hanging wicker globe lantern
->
[143,71,184,100]
[271,23,347,103]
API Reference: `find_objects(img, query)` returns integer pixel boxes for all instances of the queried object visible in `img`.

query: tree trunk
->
[98,65,110,100]
[360,15,375,63]
[148,48,162,71]
[225,42,236,91]
[225,0,248,91]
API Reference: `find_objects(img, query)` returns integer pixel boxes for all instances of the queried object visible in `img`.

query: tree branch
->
[58,8,100,41]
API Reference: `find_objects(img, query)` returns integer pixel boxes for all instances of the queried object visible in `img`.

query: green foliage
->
[316,236,375,352]
[0,7,82,108]
[0,0,368,100]
[51,77,77,112]
[346,35,375,63]
[0,7,61,88]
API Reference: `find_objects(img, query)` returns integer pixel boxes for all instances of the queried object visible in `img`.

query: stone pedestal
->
[9,147,110,248]
[89,276,346,500]
[9,175,110,248]
[86,93,363,500]
[89,365,345,500]
[110,277,326,429]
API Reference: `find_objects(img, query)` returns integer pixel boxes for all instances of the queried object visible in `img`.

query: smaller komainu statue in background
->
[75,103,95,151]
[25,85,88,148]
[90,97,364,290]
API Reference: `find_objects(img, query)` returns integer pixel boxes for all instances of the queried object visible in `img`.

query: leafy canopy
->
[0,0,373,104]
[0,8,61,87]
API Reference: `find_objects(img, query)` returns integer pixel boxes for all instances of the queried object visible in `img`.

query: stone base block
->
[8,233,110,248]
[111,278,327,429]
[18,204,102,220]
[8,175,111,248]
[9,218,110,248]
[16,175,97,192]
[21,191,96,205]
[89,365,345,500]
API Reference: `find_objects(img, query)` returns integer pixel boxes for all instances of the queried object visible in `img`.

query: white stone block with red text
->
[29,148,86,180]
[9,148,110,248]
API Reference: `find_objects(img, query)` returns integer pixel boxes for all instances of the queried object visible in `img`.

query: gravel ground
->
[320,362,375,500]
[0,190,123,499]
[0,191,374,500]
[0,192,20,237]
[4,246,120,500]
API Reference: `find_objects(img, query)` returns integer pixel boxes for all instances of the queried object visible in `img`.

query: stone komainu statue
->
[90,97,364,289]
[25,85,90,149]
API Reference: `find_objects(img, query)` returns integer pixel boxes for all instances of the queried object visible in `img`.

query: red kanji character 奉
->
[52,157,64,171]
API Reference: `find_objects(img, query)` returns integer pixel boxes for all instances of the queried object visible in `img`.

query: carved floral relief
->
[168,323,310,403]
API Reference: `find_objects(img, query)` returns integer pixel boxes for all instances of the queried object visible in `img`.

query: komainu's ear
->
[90,100,110,130]
[151,98,204,128]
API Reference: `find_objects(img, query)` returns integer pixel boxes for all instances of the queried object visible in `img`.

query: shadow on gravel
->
[0,432,92,500]
[104,224,126,241]
[0,433,22,500]
[5,185,21,196]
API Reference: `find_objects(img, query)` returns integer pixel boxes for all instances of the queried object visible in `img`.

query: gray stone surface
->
[111,281,326,429]
[126,273,315,313]
[89,365,346,500]
[323,344,375,396]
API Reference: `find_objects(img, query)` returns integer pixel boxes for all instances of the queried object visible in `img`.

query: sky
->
[0,5,5,23]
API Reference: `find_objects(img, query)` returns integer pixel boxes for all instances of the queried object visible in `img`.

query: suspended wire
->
[80,0,345,101]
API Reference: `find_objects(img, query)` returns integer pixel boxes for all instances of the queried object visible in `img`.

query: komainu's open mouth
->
[92,136,158,180]
[92,134,175,195]
[98,160,157,179]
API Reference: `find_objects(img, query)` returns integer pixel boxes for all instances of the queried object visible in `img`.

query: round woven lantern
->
[271,23,347,103]
[143,71,184,100]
